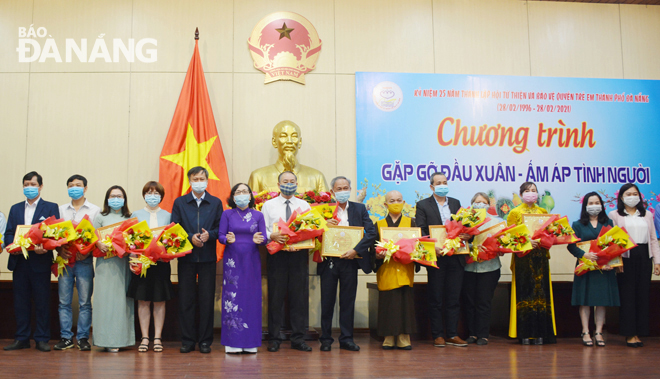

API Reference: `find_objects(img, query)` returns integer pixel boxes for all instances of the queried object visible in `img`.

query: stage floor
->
[3,333,660,378]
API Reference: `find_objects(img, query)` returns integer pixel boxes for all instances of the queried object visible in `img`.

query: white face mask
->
[623,195,640,208]
[586,204,602,216]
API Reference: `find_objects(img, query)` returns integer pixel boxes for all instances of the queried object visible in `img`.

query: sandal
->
[581,332,593,347]
[594,332,605,347]
[138,337,150,352]
[153,338,163,353]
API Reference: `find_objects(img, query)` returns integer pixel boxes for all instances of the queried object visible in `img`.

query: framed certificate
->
[273,223,316,250]
[380,227,421,242]
[522,214,559,235]
[429,225,470,254]
[96,217,137,240]
[5,225,34,250]
[576,241,623,268]
[473,221,508,246]
[321,225,364,257]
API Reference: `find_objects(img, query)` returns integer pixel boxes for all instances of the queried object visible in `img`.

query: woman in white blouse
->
[608,183,660,348]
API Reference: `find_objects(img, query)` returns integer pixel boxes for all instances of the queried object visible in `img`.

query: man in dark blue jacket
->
[4,171,60,352]
[318,176,376,352]
[171,166,223,354]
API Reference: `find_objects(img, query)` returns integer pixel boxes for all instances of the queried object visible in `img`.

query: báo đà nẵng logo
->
[16,25,157,63]
[247,12,322,84]
[372,81,403,112]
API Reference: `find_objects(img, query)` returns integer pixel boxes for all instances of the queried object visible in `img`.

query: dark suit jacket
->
[415,195,466,266]
[171,192,223,263]
[5,198,60,273]
[317,201,377,275]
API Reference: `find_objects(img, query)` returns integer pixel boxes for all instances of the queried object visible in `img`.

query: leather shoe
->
[396,345,412,350]
[180,344,195,353]
[446,336,467,347]
[433,337,445,347]
[4,340,30,351]
[465,336,477,344]
[199,343,211,354]
[636,342,644,348]
[476,338,488,346]
[35,341,51,352]
[339,342,360,351]
[521,338,531,345]
[626,342,638,348]
[320,342,332,352]
[292,342,312,352]
[267,340,280,352]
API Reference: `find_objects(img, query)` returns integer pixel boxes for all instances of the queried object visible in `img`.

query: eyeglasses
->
[235,190,250,195]
[109,195,123,199]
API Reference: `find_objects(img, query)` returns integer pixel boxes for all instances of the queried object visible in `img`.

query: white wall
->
[1,0,660,328]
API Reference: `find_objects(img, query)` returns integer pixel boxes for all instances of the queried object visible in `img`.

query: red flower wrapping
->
[375,237,438,268]
[92,218,137,258]
[68,215,96,256]
[24,216,70,250]
[531,215,580,249]
[589,226,637,267]
[266,209,324,255]
[153,222,194,262]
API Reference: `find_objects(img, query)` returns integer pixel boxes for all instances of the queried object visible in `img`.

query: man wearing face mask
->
[318,176,376,352]
[372,190,417,350]
[54,175,100,352]
[4,171,60,352]
[171,166,223,354]
[415,172,468,348]
[262,171,313,352]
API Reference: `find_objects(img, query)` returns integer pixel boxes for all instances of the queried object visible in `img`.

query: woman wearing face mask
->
[127,182,172,353]
[567,192,618,347]
[506,181,556,345]
[608,183,660,347]
[92,185,134,353]
[217,183,267,354]
[462,192,503,346]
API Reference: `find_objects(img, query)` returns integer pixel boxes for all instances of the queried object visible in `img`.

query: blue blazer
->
[5,199,60,273]
[171,192,223,263]
[316,201,377,275]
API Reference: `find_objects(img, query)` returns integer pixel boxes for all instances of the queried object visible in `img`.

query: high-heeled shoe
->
[581,333,593,347]
[593,332,605,347]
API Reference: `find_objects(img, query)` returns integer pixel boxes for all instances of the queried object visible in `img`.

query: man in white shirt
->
[262,171,313,353]
[54,175,100,352]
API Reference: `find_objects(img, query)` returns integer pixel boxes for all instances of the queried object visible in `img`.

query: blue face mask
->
[471,202,489,209]
[190,181,208,194]
[68,187,84,200]
[334,191,351,204]
[234,194,251,208]
[145,194,161,207]
[23,186,39,200]
[108,198,125,210]
[434,185,449,197]
[280,182,297,196]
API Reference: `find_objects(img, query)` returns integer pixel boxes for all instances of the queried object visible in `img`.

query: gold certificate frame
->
[321,225,364,258]
[273,223,316,250]
[380,227,421,243]
[576,241,623,268]
[429,225,470,254]
[473,221,508,247]
[522,214,559,235]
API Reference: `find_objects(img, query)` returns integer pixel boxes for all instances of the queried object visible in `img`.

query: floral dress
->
[218,208,267,349]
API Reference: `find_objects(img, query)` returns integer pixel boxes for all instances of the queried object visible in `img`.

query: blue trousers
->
[58,258,94,340]
[13,260,51,342]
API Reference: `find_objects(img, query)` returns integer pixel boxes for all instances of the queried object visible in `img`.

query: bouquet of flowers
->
[253,191,280,211]
[68,215,98,256]
[375,237,438,268]
[130,254,157,277]
[297,190,333,205]
[467,224,534,263]
[51,255,73,277]
[531,215,580,249]
[574,225,636,276]
[5,231,35,259]
[266,208,327,254]
[440,208,490,256]
[92,218,138,259]
[23,216,76,251]
[154,223,193,262]
[123,220,155,255]
[311,203,339,221]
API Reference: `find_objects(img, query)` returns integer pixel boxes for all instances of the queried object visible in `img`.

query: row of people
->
[1,169,658,353]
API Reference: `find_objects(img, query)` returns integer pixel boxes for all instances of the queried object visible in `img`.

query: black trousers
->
[427,255,464,339]
[178,261,217,346]
[320,258,358,344]
[618,244,652,337]
[267,250,309,344]
[13,260,51,342]
[463,269,500,339]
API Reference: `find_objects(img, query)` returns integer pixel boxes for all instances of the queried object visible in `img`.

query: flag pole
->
[195,27,199,40]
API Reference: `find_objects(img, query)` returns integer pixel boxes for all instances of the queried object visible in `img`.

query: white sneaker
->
[225,346,242,354]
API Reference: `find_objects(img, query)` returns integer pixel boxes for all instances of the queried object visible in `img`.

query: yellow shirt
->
[507,202,547,226]
[376,216,415,291]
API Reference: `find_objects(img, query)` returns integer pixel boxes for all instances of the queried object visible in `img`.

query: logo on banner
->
[247,12,322,84]
[372,81,403,112]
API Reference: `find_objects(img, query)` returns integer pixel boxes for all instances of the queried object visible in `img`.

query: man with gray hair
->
[318,176,377,352]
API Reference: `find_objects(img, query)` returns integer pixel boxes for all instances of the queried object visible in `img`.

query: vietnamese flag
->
[159,30,229,260]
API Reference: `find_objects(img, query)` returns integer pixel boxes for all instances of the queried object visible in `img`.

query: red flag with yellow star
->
[159,35,230,259]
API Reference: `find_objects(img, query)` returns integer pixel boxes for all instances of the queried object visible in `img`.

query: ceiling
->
[528,0,660,4]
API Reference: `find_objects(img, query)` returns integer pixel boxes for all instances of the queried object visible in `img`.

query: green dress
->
[567,220,620,307]
[92,211,135,348]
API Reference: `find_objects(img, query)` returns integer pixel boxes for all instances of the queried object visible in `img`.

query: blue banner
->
[356,72,659,222]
